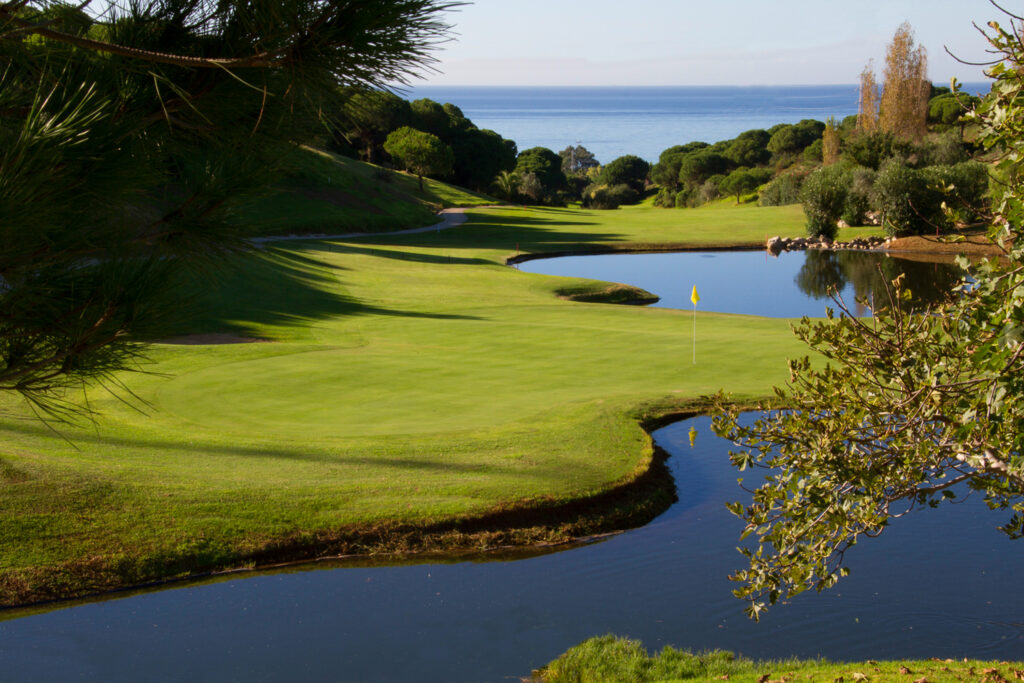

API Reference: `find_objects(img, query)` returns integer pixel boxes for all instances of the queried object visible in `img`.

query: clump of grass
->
[532,635,766,682]
[532,635,1024,682]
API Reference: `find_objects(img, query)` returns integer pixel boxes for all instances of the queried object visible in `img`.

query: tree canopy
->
[559,145,600,176]
[514,147,566,203]
[726,129,771,167]
[713,11,1024,621]
[597,155,650,193]
[383,126,454,190]
[0,0,458,417]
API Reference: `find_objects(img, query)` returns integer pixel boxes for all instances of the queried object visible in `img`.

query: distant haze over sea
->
[405,84,991,164]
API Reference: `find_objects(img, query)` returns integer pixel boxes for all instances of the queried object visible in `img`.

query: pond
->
[2,415,1021,682]
[517,249,966,317]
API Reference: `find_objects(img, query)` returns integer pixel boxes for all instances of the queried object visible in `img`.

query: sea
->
[405,84,991,164]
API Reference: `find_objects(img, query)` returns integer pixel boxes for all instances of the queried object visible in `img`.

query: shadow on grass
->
[313,243,492,267]
[169,246,481,337]
[347,210,625,254]
[0,417,614,486]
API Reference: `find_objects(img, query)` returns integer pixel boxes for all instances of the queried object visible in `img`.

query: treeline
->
[327,89,654,209]
[329,89,518,192]
[330,24,990,239]
[647,21,989,238]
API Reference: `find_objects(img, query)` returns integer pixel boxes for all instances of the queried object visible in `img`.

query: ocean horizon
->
[405,83,991,163]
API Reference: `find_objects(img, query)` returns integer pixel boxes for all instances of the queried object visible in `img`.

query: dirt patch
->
[886,232,1006,257]
[155,334,271,345]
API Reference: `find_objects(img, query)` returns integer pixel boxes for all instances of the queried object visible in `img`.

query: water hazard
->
[2,416,1020,682]
[517,249,966,317]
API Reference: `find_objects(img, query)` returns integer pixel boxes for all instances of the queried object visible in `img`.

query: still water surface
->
[1,416,1020,682]
[518,249,966,317]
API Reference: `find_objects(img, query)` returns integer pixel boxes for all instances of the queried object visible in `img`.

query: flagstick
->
[690,285,700,365]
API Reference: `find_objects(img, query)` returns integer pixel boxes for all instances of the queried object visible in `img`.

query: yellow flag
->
[690,285,700,306]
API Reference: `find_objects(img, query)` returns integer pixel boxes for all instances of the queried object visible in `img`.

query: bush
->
[800,165,849,239]
[928,161,990,225]
[918,131,970,166]
[841,166,876,226]
[653,187,676,208]
[760,167,810,206]
[873,161,988,236]
[582,183,638,209]
[698,179,721,204]
[674,187,694,208]
[872,161,942,236]
[842,131,913,170]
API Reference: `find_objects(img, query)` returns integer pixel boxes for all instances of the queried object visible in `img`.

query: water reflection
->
[518,249,967,318]
[795,250,963,312]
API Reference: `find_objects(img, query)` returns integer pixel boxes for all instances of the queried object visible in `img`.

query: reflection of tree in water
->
[795,250,964,314]
[794,251,847,299]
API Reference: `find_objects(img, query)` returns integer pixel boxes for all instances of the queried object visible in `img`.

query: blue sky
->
[415,0,998,86]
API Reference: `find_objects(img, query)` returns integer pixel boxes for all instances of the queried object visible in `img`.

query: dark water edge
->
[0,415,1020,683]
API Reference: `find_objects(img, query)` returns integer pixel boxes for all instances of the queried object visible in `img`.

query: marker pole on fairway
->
[690,285,700,364]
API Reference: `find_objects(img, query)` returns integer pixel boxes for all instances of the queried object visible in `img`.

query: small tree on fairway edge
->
[383,126,454,190]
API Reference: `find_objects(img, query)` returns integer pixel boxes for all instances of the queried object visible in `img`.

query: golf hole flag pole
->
[690,285,700,364]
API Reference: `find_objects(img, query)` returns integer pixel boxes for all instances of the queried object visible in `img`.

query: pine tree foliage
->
[0,0,459,418]
[713,10,1024,621]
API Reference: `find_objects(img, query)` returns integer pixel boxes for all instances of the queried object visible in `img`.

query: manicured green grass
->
[0,195,881,603]
[231,146,497,236]
[533,635,1023,682]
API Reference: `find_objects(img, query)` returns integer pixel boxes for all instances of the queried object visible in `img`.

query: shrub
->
[842,131,913,170]
[800,165,849,239]
[761,167,810,206]
[871,161,988,235]
[582,183,638,209]
[606,183,639,206]
[928,161,990,225]
[698,179,721,204]
[674,187,694,208]
[918,131,970,166]
[841,166,876,226]
[872,161,942,235]
[653,187,676,208]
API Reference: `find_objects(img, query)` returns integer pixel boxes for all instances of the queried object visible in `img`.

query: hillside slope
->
[233,146,497,237]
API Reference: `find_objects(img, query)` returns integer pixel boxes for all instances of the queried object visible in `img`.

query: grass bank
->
[231,146,497,236]
[1,178,885,605]
[532,635,1022,682]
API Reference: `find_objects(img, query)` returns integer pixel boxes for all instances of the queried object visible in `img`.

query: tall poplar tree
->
[856,60,880,133]
[879,22,930,141]
[822,117,841,165]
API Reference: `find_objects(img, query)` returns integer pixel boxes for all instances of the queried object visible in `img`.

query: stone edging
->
[766,234,892,254]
